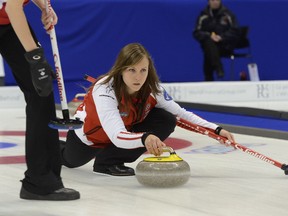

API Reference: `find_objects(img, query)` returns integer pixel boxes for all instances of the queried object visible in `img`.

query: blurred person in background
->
[193,0,241,81]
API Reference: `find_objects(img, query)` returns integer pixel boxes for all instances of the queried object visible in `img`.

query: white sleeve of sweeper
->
[155,86,218,130]
[93,84,145,149]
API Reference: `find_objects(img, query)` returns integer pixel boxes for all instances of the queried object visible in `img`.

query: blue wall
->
[3,0,288,84]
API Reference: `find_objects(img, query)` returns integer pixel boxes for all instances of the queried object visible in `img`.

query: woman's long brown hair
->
[96,43,161,121]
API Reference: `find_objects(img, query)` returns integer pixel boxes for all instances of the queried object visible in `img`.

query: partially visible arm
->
[5,0,57,52]
[5,0,38,51]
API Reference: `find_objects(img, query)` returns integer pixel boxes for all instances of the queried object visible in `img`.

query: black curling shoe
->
[20,187,80,201]
[93,164,135,176]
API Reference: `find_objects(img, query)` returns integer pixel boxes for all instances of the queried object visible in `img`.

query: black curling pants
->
[0,24,63,195]
[61,108,177,169]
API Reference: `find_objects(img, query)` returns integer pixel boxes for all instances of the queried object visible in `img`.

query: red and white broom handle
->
[176,117,285,169]
[45,0,69,119]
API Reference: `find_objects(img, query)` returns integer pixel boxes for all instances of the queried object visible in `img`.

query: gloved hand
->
[24,47,55,97]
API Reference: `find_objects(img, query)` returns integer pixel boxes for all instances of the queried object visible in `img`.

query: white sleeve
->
[155,86,218,130]
[93,84,145,149]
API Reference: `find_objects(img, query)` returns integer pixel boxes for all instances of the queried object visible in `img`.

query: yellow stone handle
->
[143,146,183,162]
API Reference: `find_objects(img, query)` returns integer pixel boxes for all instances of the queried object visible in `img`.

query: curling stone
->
[135,147,190,187]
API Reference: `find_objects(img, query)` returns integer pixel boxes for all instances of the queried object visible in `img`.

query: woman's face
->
[122,57,149,95]
[209,0,221,9]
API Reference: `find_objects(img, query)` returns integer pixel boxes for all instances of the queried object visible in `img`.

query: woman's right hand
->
[211,32,222,42]
[41,7,58,32]
[144,134,166,156]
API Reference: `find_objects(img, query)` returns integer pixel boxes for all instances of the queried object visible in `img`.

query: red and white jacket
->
[74,76,218,149]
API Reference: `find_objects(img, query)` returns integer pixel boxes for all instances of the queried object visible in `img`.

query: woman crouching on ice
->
[60,43,235,176]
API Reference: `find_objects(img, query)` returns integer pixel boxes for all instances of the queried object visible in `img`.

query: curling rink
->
[1,106,288,216]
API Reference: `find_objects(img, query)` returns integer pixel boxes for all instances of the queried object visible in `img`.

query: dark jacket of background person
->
[193,4,240,52]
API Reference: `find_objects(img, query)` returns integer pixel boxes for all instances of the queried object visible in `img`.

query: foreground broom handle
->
[45,0,69,120]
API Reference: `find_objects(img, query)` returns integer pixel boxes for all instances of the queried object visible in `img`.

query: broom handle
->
[176,117,286,170]
[45,0,69,120]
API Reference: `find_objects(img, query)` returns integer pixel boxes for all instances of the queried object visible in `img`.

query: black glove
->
[24,47,55,97]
